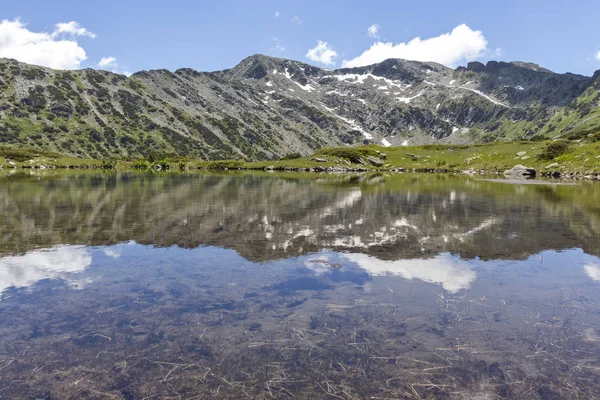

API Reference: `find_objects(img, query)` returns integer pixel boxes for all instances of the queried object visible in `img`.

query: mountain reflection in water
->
[0,171,599,260]
[0,171,599,399]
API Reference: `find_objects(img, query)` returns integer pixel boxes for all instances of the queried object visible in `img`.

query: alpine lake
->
[1,170,600,400]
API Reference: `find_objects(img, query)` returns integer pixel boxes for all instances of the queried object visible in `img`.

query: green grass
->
[235,140,600,175]
[1,140,599,175]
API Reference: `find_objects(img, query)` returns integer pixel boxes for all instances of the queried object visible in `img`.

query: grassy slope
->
[237,141,600,175]
[2,140,600,175]
[540,83,600,138]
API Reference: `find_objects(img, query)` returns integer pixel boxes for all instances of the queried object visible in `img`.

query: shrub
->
[151,161,171,170]
[537,139,571,160]
[101,160,115,169]
[588,132,600,142]
[279,152,303,160]
[0,145,59,162]
[527,134,548,141]
[316,148,377,163]
[421,144,469,150]
[564,128,600,142]
[132,161,149,170]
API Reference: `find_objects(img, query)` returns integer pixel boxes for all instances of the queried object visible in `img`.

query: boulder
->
[503,165,536,179]
[314,157,327,163]
[548,170,561,178]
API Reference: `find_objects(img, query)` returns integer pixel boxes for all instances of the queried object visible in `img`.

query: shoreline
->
[1,140,600,181]
[1,162,599,182]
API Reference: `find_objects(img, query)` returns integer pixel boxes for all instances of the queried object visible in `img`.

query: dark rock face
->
[0,54,598,160]
[467,61,486,72]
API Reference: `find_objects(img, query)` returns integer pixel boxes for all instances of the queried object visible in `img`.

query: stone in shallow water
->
[503,164,536,179]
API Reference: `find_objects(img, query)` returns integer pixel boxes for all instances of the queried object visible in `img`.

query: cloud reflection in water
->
[0,245,92,295]
[342,253,477,293]
[584,263,600,282]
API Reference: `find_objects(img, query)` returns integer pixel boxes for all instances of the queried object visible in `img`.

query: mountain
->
[0,55,599,160]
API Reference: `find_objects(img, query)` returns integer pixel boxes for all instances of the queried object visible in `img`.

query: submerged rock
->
[504,164,536,179]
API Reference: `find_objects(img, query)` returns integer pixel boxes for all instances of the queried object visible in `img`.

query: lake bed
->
[1,172,599,399]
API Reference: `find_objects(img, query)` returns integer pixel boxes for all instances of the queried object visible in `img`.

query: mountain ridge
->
[1,54,599,161]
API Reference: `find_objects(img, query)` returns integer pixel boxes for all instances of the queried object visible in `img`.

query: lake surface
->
[1,171,600,399]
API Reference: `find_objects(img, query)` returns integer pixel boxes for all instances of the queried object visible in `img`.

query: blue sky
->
[1,0,599,76]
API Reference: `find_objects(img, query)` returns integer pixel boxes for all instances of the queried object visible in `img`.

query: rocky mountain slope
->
[0,55,599,160]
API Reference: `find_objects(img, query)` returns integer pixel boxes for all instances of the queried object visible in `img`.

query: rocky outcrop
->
[366,156,384,167]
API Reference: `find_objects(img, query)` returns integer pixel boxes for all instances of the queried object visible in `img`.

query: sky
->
[1,0,599,76]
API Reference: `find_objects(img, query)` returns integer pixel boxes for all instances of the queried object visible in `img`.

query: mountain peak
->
[509,61,554,73]
[462,60,555,75]
[224,54,322,80]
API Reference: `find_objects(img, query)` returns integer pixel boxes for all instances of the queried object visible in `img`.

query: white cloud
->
[367,24,380,39]
[342,24,488,68]
[596,51,600,61]
[306,40,337,66]
[274,11,280,18]
[53,21,96,38]
[97,56,130,76]
[0,18,92,69]
[98,56,117,68]
[290,16,302,25]
[271,38,285,53]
